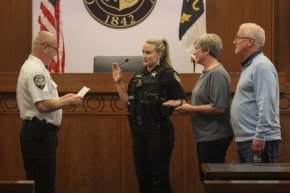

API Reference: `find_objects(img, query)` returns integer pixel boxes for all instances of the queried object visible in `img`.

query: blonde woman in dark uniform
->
[112,39,186,193]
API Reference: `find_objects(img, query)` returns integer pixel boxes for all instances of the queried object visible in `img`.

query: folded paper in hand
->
[77,86,90,97]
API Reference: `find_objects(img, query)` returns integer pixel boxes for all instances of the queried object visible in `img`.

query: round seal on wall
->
[83,0,157,29]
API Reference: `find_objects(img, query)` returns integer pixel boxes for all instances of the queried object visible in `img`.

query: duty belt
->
[130,115,168,126]
[23,117,59,132]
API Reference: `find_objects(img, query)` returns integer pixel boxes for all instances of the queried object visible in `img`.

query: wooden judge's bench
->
[0,72,289,193]
[202,163,290,193]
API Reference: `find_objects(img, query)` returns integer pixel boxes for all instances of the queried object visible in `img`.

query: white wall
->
[33,0,201,73]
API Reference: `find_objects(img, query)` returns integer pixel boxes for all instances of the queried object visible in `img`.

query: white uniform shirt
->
[16,55,62,126]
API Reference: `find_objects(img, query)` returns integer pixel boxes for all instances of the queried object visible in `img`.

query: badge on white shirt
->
[34,75,45,89]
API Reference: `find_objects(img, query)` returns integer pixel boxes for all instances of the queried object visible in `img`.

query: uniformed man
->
[16,31,83,193]
[112,39,186,193]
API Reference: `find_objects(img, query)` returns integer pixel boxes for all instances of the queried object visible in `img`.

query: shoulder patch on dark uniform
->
[34,75,45,89]
[173,72,181,83]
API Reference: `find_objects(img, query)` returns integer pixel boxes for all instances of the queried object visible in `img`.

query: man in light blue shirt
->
[231,23,281,163]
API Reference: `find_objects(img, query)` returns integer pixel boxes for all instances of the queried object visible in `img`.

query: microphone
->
[119,58,129,66]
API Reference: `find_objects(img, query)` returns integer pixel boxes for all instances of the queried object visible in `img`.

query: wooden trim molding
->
[0,72,288,114]
[0,72,287,93]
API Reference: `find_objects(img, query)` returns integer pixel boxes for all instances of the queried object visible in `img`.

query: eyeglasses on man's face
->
[42,43,58,51]
[234,36,255,43]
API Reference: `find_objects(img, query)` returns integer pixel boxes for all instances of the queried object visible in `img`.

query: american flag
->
[38,0,65,73]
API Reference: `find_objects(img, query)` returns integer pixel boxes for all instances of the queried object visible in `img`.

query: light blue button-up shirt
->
[231,52,281,142]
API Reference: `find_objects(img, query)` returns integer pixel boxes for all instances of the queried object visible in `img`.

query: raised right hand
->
[112,63,122,83]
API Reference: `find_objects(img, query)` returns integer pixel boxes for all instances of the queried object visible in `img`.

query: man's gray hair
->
[239,23,265,49]
[31,31,54,50]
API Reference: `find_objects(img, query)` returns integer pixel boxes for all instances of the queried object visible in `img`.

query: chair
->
[94,55,143,72]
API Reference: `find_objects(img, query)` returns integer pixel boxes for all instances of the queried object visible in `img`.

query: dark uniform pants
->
[131,120,174,193]
[20,118,58,193]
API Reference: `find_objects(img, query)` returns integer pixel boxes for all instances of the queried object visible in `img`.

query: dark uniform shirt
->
[127,64,185,125]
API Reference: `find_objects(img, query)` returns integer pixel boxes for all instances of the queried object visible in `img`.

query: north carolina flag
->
[179,0,206,72]
[38,0,65,73]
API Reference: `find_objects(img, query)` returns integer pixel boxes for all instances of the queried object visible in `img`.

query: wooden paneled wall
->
[1,1,290,193]
[207,0,274,73]
[275,0,290,82]
[0,0,32,72]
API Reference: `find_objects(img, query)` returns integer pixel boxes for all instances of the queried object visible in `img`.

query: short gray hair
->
[239,23,265,49]
[31,31,55,50]
[195,33,223,58]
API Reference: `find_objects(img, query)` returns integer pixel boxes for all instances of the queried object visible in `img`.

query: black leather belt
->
[130,115,169,126]
[23,117,59,132]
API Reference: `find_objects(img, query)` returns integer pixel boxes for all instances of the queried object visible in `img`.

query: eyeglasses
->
[42,43,58,51]
[234,36,255,42]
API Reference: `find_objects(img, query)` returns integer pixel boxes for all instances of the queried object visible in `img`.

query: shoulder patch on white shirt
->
[34,75,45,89]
